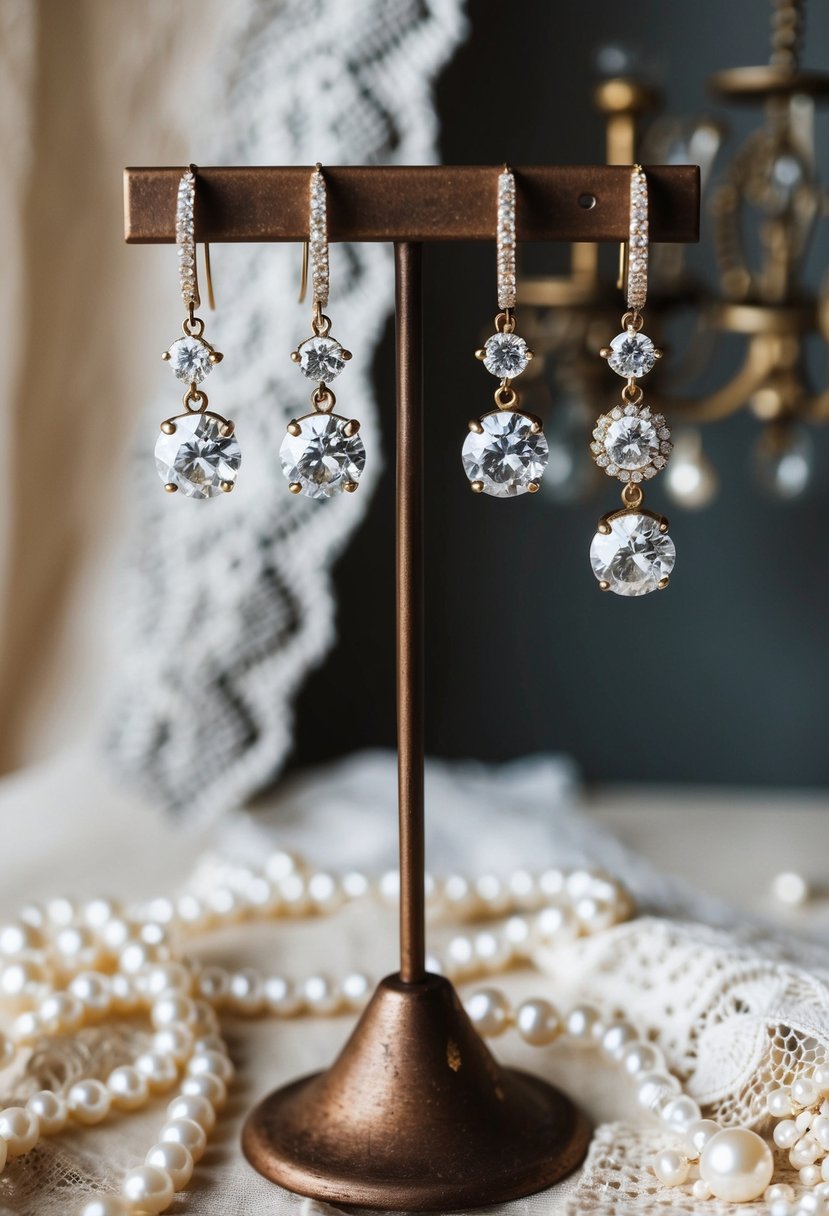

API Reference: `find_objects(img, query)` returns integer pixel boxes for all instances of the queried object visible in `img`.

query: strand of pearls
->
[0,859,628,1213]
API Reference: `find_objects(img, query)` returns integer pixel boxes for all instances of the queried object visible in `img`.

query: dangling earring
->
[462,166,547,497]
[279,164,365,499]
[155,165,241,499]
[589,165,675,595]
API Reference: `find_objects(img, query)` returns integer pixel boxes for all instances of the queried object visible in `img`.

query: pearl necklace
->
[0,854,819,1215]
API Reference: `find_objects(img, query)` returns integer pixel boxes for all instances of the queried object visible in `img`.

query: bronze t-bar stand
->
[124,165,700,1210]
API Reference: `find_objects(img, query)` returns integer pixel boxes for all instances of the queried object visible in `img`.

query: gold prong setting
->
[155,408,241,500]
[589,504,675,597]
[163,335,220,385]
[279,412,366,500]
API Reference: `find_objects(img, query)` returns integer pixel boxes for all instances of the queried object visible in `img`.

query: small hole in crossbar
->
[578,193,597,210]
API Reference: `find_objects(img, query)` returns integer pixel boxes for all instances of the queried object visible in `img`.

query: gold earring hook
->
[298,240,309,304]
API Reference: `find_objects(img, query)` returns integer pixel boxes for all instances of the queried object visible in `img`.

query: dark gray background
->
[288,0,829,788]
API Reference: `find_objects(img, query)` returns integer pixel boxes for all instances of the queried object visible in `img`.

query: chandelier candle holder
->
[124,164,700,1211]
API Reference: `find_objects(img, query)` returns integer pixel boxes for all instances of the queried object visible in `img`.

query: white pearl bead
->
[26,1090,67,1135]
[565,1004,603,1042]
[574,895,616,933]
[447,935,474,974]
[699,1128,774,1203]
[812,1065,829,1095]
[135,1051,178,1092]
[263,976,303,1016]
[800,1163,822,1187]
[228,969,264,1015]
[793,1075,821,1108]
[159,1117,207,1162]
[68,1079,111,1125]
[538,868,565,899]
[80,1198,131,1216]
[101,918,133,953]
[302,974,341,1015]
[767,1085,794,1118]
[39,992,84,1034]
[765,1184,796,1203]
[82,898,121,930]
[197,966,230,1004]
[265,850,300,881]
[474,874,510,913]
[109,974,140,1013]
[473,930,511,971]
[503,916,531,952]
[107,1066,149,1111]
[190,999,219,1036]
[55,925,99,967]
[812,1115,829,1150]
[46,896,76,926]
[341,871,370,900]
[534,905,577,945]
[619,1042,664,1077]
[771,871,810,905]
[661,1094,702,1132]
[465,988,511,1037]
[11,1011,41,1044]
[652,1148,689,1187]
[279,873,309,914]
[166,1093,216,1132]
[507,869,537,904]
[442,874,478,917]
[143,963,192,999]
[790,1134,821,1168]
[0,959,46,1002]
[151,994,196,1030]
[0,922,41,955]
[797,1109,815,1133]
[181,1071,227,1109]
[0,1105,39,1155]
[773,1118,800,1149]
[341,972,372,1010]
[188,1050,234,1089]
[685,1119,721,1159]
[145,1141,194,1192]
[307,872,344,914]
[177,895,211,930]
[69,972,112,1017]
[636,1071,680,1113]
[691,1178,712,1200]
[600,1020,639,1060]
[153,1025,194,1065]
[192,1034,228,1056]
[515,999,561,1046]
[122,1164,174,1214]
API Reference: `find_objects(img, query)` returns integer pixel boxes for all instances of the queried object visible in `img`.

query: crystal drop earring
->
[279,164,366,499]
[155,165,241,499]
[461,166,548,498]
[589,165,675,596]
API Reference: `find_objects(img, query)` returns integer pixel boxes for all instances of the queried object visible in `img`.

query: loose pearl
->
[181,1071,227,1109]
[68,1079,111,1125]
[153,1025,194,1065]
[800,1163,822,1187]
[793,1074,821,1108]
[773,1118,800,1149]
[685,1119,721,1159]
[765,1184,796,1202]
[790,1134,821,1168]
[187,1045,232,1084]
[691,1178,712,1201]
[69,972,111,1017]
[302,974,340,1015]
[159,1117,207,1162]
[699,1128,774,1203]
[636,1071,680,1113]
[46,896,76,926]
[81,1198,131,1216]
[619,1042,664,1077]
[767,1085,794,1118]
[515,998,561,1046]
[771,871,810,906]
[166,1093,216,1133]
[565,1004,603,1043]
[600,1020,638,1060]
[39,992,84,1034]
[145,1141,194,1191]
[661,1094,702,1132]
[466,988,511,1037]
[0,1106,39,1155]
[107,1066,149,1111]
[341,972,372,1010]
[122,1164,174,1214]
[228,969,264,1015]
[135,1051,178,1092]
[26,1090,68,1134]
[263,976,303,1017]
[652,1148,689,1187]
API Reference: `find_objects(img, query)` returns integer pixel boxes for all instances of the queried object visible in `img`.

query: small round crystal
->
[280,414,365,498]
[298,336,347,382]
[605,415,659,471]
[166,336,214,384]
[590,512,675,596]
[155,414,241,499]
[461,410,548,497]
[482,332,530,379]
[607,331,656,379]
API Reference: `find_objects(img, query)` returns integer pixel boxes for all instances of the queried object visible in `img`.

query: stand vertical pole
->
[395,243,426,984]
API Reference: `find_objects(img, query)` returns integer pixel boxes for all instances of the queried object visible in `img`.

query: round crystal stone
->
[461,410,548,497]
[590,512,676,597]
[155,414,241,499]
[607,331,656,379]
[166,336,214,384]
[605,415,659,471]
[280,414,365,498]
[482,332,530,379]
[298,336,346,382]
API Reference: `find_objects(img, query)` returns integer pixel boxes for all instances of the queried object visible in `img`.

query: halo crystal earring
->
[461,167,548,498]
[589,166,675,595]
[155,166,241,499]
[279,165,366,499]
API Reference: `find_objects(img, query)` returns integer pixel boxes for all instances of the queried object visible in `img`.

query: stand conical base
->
[242,973,590,1210]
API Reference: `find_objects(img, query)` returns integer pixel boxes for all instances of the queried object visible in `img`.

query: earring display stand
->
[125,165,700,1210]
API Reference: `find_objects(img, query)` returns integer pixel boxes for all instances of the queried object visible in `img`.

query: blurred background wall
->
[1,0,827,793]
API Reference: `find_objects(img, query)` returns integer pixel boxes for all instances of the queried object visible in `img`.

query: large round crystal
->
[482,332,530,379]
[166,336,214,384]
[154,414,241,499]
[607,331,656,379]
[605,415,659,471]
[280,414,365,498]
[298,336,346,382]
[461,410,548,497]
[589,512,675,596]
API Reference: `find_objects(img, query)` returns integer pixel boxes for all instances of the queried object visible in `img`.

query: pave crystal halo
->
[590,507,675,596]
[591,404,672,483]
[155,410,241,499]
[280,412,365,499]
[462,409,548,498]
